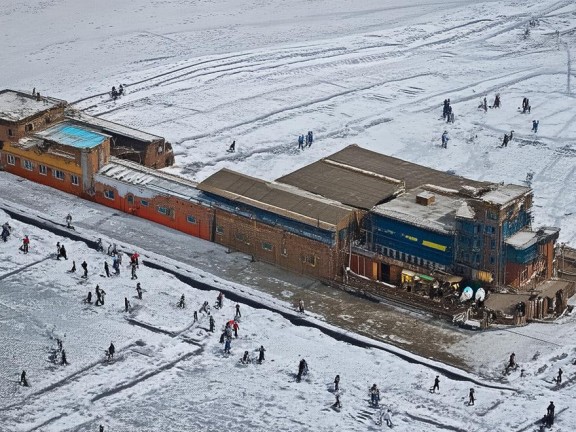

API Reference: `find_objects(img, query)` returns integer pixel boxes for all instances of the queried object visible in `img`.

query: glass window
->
[127,195,134,205]
[7,154,15,165]
[71,175,79,186]
[262,241,273,251]
[53,169,65,180]
[140,199,149,207]
[303,254,317,267]
[187,215,197,224]
[23,160,33,171]
[39,164,47,175]
[104,190,115,200]
[216,225,224,235]
[157,206,170,215]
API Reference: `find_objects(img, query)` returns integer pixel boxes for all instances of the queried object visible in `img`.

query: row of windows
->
[381,246,444,271]
[6,155,78,185]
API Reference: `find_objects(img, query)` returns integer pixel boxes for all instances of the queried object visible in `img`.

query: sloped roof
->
[198,169,354,230]
[0,89,64,122]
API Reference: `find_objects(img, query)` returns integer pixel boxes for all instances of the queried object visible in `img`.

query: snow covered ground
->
[1,212,576,432]
[2,1,576,430]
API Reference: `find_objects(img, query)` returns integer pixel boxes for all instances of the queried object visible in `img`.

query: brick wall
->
[0,106,65,143]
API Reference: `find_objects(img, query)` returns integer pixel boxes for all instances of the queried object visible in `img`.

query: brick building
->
[197,168,358,280]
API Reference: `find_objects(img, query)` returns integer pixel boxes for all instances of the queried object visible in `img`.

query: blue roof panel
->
[37,123,108,148]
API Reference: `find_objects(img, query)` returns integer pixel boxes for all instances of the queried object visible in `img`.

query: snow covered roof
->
[35,122,110,149]
[479,184,531,206]
[198,168,355,230]
[98,158,202,201]
[505,227,559,249]
[0,89,64,122]
[455,202,475,220]
[66,110,164,143]
[372,187,464,234]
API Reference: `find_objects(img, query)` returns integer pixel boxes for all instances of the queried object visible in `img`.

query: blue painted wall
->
[367,213,455,266]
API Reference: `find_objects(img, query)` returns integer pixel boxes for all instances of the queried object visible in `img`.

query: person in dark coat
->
[228,140,236,152]
[99,425,105,432]
[235,304,241,319]
[61,349,68,365]
[209,315,215,332]
[334,374,340,392]
[58,244,68,260]
[81,261,88,278]
[20,370,29,387]
[556,368,563,384]
[468,388,475,406]
[124,297,131,312]
[104,261,110,277]
[432,375,440,393]
[136,283,143,300]
[108,342,115,358]
[297,359,308,382]
[86,291,93,304]
[258,345,266,363]
[501,134,509,147]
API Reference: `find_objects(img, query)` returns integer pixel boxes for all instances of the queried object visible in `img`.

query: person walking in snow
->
[482,97,487,112]
[216,292,224,309]
[124,297,131,312]
[68,261,76,273]
[1,222,10,242]
[21,235,30,254]
[307,131,313,147]
[241,350,251,364]
[178,294,186,308]
[441,131,449,149]
[369,384,380,407]
[99,425,105,432]
[555,368,563,385]
[532,120,539,133]
[200,300,210,315]
[334,374,340,392]
[228,140,236,153]
[58,244,68,260]
[493,93,501,108]
[501,133,509,148]
[104,261,110,277]
[297,359,308,382]
[85,291,93,304]
[108,342,116,359]
[332,393,342,409]
[65,213,72,229]
[298,135,304,150]
[235,303,241,319]
[258,345,266,363]
[547,401,555,426]
[298,299,305,313]
[136,283,142,300]
[193,311,198,323]
[130,261,138,280]
[20,370,29,387]
[81,261,88,278]
[209,315,215,332]
[468,388,475,406]
[432,375,440,393]
[95,285,102,305]
[232,321,239,338]
[305,133,310,147]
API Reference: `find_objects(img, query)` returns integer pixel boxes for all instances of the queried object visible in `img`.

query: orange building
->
[94,158,213,241]
[0,120,110,197]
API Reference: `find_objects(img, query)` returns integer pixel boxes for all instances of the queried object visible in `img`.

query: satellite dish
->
[475,288,486,302]
[460,286,473,302]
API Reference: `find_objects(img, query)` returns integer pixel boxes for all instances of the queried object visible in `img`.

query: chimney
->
[416,191,435,206]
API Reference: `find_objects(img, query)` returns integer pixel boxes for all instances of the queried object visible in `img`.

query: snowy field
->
[2,1,576,430]
[1,212,576,432]
[2,0,576,243]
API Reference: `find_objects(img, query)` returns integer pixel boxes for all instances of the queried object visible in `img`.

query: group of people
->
[297,131,314,150]
[111,84,125,100]
[442,99,455,123]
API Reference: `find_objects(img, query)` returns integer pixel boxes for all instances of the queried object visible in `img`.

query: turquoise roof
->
[37,122,108,149]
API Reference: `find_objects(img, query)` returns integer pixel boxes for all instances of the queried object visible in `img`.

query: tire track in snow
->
[0,255,53,282]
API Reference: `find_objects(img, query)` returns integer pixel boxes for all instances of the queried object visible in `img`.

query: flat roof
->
[198,168,354,230]
[0,89,64,122]
[479,184,531,206]
[505,227,560,249]
[97,158,202,201]
[372,187,464,235]
[35,122,109,149]
[277,157,402,210]
[67,110,164,143]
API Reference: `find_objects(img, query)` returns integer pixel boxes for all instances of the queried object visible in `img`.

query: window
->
[104,189,115,200]
[53,169,65,180]
[157,206,171,216]
[487,210,498,220]
[71,175,79,186]
[485,225,495,234]
[39,164,47,175]
[140,199,149,207]
[187,215,197,224]
[127,195,134,205]
[281,247,288,257]
[7,154,16,165]
[8,129,13,137]
[302,254,317,267]
[262,241,273,251]
[25,124,33,132]
[22,160,33,171]
[235,232,249,245]
[490,239,496,249]
[216,225,224,235]
[489,255,495,264]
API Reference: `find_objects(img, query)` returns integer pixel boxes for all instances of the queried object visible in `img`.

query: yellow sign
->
[422,240,447,252]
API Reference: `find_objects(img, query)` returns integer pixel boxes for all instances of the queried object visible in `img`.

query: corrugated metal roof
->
[98,158,202,200]
[278,145,489,209]
[0,89,64,122]
[277,158,402,210]
[198,169,354,229]
[35,122,109,148]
